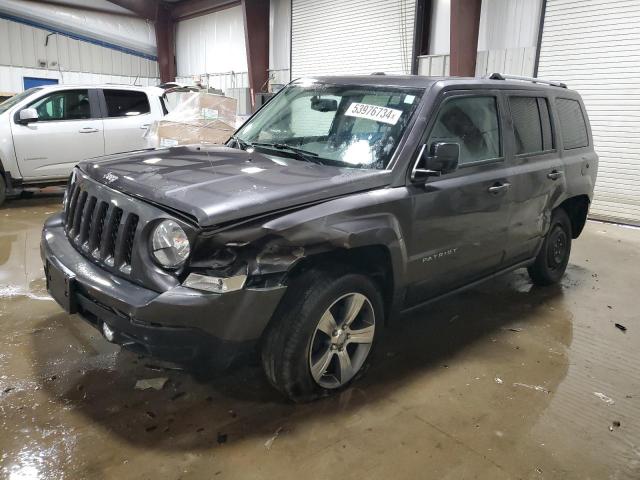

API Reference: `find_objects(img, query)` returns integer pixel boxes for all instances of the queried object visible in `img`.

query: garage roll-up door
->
[291,0,416,78]
[537,0,640,225]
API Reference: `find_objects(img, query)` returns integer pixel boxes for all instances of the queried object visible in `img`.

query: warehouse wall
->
[477,0,542,51]
[174,6,250,113]
[428,0,450,55]
[269,0,291,87]
[0,0,157,57]
[175,6,248,81]
[422,0,541,77]
[537,0,640,225]
[291,0,416,77]
[0,17,159,94]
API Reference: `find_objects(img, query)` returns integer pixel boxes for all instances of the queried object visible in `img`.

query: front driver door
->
[11,88,104,179]
[405,92,513,306]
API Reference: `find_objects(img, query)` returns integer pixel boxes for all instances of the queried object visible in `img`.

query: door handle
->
[488,182,511,194]
[79,127,99,134]
[547,170,563,180]
[140,124,150,130]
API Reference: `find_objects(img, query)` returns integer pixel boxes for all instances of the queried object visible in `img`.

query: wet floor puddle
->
[1,196,638,479]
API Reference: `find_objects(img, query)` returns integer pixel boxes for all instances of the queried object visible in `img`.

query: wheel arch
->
[556,194,590,238]
[284,245,397,324]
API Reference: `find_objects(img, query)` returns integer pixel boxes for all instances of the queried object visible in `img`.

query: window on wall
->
[427,96,501,165]
[509,96,554,155]
[30,90,91,121]
[556,98,588,150]
[103,90,150,117]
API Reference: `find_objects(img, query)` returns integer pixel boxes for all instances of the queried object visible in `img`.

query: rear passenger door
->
[504,93,566,263]
[100,89,153,154]
[405,91,513,305]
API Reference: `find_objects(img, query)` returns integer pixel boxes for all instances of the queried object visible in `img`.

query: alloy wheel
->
[308,292,376,389]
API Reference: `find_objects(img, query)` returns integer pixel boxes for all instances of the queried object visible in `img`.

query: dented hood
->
[79,146,391,227]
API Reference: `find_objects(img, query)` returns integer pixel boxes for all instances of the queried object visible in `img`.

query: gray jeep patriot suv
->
[41,74,597,401]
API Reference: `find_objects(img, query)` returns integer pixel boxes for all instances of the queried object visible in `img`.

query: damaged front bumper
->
[40,213,287,365]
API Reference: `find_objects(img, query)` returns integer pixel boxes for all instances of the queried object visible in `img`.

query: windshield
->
[234,81,424,169]
[0,88,43,115]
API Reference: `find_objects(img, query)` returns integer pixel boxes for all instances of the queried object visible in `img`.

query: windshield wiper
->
[229,135,253,150]
[252,142,324,165]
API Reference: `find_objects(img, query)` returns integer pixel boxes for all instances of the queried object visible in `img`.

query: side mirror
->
[18,108,39,124]
[411,142,460,182]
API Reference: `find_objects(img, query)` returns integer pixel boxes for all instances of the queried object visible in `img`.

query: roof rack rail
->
[487,72,567,88]
[370,72,386,75]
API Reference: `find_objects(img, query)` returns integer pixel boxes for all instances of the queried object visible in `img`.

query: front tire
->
[528,208,572,286]
[261,268,383,402]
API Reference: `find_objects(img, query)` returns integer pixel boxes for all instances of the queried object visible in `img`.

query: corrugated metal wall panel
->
[0,18,159,94]
[291,0,416,78]
[269,0,291,85]
[477,0,542,51]
[175,6,247,78]
[538,0,640,225]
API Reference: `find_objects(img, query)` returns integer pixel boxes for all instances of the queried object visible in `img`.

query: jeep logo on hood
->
[103,172,119,184]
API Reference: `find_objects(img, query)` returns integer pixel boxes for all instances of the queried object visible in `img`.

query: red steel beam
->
[156,4,176,83]
[241,0,269,110]
[450,0,482,77]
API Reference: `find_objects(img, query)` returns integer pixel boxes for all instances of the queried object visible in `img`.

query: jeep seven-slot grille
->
[65,182,139,275]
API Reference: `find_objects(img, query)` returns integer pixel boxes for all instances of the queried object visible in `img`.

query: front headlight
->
[151,220,190,268]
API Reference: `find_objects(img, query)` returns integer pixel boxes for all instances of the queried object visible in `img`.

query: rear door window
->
[29,89,92,121]
[427,96,501,165]
[556,98,588,149]
[103,90,150,117]
[509,96,554,155]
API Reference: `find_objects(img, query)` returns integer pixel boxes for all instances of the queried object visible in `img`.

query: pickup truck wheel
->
[261,269,382,402]
[0,175,6,207]
[527,208,572,286]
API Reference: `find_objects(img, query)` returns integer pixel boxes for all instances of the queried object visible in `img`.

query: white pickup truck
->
[0,84,167,205]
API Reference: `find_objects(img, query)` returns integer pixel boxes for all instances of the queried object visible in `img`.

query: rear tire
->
[0,175,6,207]
[527,208,572,286]
[261,267,383,402]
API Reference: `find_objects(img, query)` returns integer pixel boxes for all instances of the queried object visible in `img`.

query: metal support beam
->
[450,0,481,77]
[241,0,269,111]
[156,5,176,83]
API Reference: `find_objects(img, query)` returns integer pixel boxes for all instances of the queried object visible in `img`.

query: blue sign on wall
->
[23,77,59,90]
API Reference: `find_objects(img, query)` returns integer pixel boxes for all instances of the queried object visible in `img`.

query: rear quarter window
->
[556,98,588,150]
[103,90,150,117]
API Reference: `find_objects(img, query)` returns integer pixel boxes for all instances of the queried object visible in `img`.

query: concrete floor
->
[0,195,638,480]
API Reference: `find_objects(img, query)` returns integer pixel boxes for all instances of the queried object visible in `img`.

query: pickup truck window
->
[235,82,424,169]
[556,98,588,150]
[29,89,92,121]
[104,90,150,117]
[427,96,501,165]
[510,96,554,155]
